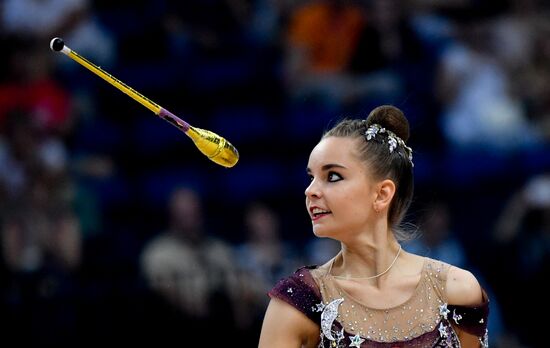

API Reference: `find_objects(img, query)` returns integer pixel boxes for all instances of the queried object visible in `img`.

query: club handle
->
[61,42,161,115]
[50,37,239,168]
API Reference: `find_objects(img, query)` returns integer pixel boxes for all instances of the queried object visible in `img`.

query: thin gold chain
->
[331,245,402,280]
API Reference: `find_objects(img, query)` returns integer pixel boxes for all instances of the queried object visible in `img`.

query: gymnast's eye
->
[328,172,342,182]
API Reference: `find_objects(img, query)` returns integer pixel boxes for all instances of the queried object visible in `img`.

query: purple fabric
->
[268,266,323,324]
[448,289,490,337]
[268,266,489,347]
[268,267,322,323]
[317,319,446,348]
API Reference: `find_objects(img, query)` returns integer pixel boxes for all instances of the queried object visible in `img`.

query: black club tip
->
[50,37,65,52]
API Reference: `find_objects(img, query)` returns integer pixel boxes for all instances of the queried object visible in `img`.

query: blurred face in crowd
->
[245,203,279,242]
[169,188,203,240]
[305,137,379,241]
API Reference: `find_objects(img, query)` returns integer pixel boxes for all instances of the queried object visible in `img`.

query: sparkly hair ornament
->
[365,123,414,166]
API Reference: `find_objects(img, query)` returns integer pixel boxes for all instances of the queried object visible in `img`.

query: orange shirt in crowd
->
[288,2,366,73]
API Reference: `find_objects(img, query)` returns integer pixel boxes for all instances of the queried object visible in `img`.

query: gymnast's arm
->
[447,266,487,348]
[258,297,320,348]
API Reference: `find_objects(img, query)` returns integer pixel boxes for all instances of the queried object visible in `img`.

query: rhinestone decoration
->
[388,135,398,153]
[306,259,488,347]
[313,302,326,313]
[364,123,414,166]
[439,304,450,320]
[349,334,365,347]
[321,298,345,341]
[452,309,462,325]
[480,329,489,348]
[438,323,448,338]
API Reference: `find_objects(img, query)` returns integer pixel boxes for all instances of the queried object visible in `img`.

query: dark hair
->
[323,105,414,236]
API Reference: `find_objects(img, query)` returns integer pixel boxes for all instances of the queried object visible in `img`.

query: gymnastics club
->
[49,37,239,168]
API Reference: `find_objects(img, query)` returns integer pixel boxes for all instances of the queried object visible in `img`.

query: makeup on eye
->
[306,163,347,181]
[305,171,342,183]
[327,172,343,182]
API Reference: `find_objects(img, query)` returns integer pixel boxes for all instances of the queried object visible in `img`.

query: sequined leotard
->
[268,258,489,348]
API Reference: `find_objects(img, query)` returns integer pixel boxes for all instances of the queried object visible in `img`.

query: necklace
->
[331,245,402,280]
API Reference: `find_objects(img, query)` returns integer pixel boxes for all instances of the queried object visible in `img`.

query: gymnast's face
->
[305,137,378,239]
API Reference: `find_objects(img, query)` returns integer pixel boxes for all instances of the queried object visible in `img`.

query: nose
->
[305,179,321,199]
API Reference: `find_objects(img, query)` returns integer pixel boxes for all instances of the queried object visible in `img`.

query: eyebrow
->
[306,163,347,173]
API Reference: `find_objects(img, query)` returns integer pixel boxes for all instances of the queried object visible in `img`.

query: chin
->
[312,225,334,238]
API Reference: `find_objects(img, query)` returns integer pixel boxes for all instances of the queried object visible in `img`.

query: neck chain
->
[331,245,402,281]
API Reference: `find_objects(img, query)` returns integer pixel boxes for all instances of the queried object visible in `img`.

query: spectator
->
[283,0,366,107]
[140,186,242,339]
[435,16,541,152]
[236,201,303,328]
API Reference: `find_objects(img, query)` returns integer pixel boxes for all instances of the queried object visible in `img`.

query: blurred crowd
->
[0,0,549,347]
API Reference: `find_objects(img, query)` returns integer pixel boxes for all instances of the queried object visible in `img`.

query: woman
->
[259,105,489,347]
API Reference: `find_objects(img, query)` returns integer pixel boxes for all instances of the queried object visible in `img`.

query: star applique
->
[335,329,345,342]
[287,287,293,294]
[452,309,462,325]
[439,303,450,320]
[480,329,489,348]
[349,334,365,347]
[312,302,326,313]
[438,322,448,338]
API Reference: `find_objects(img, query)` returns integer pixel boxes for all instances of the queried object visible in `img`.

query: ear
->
[373,179,396,212]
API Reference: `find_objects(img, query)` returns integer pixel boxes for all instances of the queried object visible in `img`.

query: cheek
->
[340,192,372,220]
[345,205,369,223]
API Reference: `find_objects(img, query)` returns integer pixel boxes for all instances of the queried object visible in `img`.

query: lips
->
[310,206,331,221]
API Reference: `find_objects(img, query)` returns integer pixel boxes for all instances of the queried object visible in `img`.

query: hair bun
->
[365,105,410,142]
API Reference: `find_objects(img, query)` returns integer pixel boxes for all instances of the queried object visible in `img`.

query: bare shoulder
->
[259,297,319,348]
[446,266,483,306]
